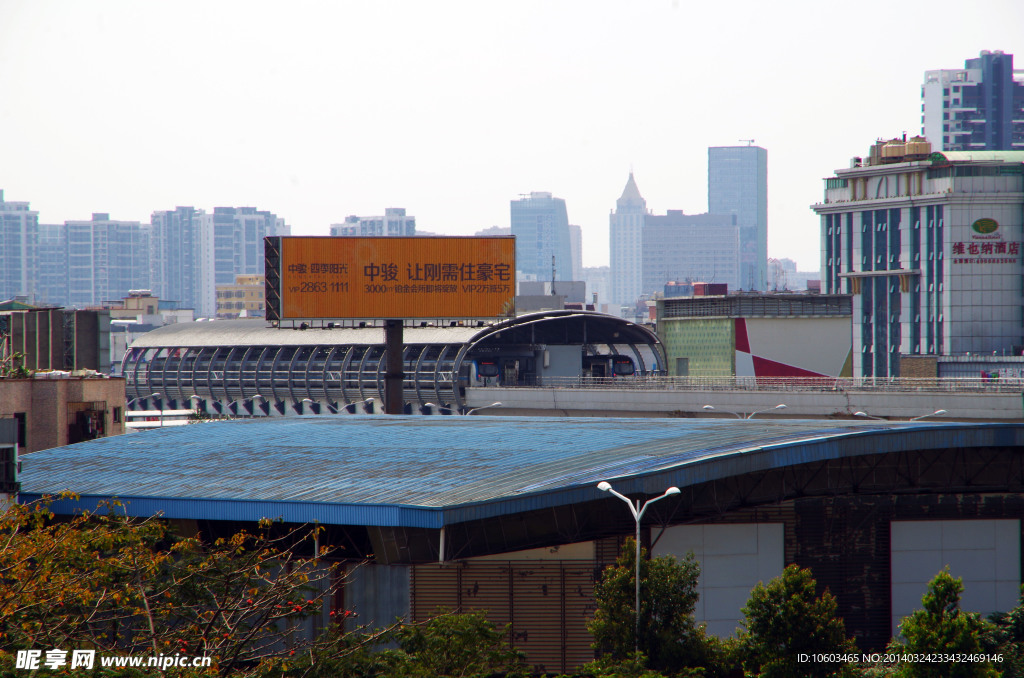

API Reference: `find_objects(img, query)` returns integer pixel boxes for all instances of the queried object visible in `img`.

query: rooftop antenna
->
[740,139,755,146]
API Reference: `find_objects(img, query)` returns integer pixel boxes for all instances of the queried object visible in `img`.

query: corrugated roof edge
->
[437,423,1024,525]
[15,495,448,529]
[22,422,1022,529]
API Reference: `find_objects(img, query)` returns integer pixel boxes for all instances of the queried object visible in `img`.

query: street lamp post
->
[702,404,742,419]
[910,409,948,421]
[127,393,162,427]
[703,403,786,419]
[467,402,502,415]
[228,394,265,417]
[597,481,681,653]
[344,397,375,415]
[854,411,886,421]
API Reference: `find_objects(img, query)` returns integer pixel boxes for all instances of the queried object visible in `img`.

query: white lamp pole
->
[597,481,681,653]
[910,409,948,421]
[746,403,787,419]
[467,402,502,415]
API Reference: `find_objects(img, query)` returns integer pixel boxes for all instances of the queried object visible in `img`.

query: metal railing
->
[505,375,1024,393]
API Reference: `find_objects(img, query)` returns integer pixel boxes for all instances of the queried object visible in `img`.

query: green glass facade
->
[659,318,734,376]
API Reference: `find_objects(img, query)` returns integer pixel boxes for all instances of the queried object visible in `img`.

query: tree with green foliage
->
[1,496,540,678]
[382,610,527,678]
[982,585,1024,676]
[888,569,999,678]
[0,495,390,677]
[0,351,31,378]
[738,564,858,678]
[587,538,719,676]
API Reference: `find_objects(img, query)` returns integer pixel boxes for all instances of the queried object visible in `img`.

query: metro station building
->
[121,312,663,415]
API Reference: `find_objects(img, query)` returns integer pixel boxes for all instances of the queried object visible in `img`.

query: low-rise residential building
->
[215,274,265,319]
[0,374,125,453]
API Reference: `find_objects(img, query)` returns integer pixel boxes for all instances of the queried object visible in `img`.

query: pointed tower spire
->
[617,172,646,210]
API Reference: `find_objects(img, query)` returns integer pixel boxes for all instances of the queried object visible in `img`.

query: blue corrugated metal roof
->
[19,417,1024,529]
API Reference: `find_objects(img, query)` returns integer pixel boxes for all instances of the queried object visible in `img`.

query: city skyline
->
[1,1,1021,271]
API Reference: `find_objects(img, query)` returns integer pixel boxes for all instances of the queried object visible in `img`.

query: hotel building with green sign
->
[812,137,1024,378]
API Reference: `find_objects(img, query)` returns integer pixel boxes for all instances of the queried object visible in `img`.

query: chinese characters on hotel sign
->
[952,219,1020,265]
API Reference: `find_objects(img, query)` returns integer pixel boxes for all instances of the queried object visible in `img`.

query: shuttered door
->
[410,560,596,674]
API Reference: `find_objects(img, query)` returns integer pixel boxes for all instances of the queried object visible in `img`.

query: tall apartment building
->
[708,145,768,290]
[812,137,1024,378]
[196,207,289,318]
[66,214,150,308]
[36,223,67,306]
[923,50,1024,151]
[0,191,38,302]
[150,207,204,312]
[511,192,573,282]
[568,224,582,282]
[609,173,647,306]
[329,208,415,236]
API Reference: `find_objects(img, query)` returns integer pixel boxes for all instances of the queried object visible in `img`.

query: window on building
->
[14,412,26,449]
[113,407,122,424]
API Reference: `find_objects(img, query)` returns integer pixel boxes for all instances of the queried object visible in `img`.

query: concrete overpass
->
[464,378,1024,421]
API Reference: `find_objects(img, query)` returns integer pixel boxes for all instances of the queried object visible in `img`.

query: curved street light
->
[300,398,319,415]
[910,409,948,422]
[344,397,376,415]
[854,411,886,421]
[467,402,503,415]
[703,403,786,419]
[228,394,265,417]
[702,404,742,419]
[597,481,681,653]
[127,393,161,408]
[127,393,163,427]
[747,404,787,419]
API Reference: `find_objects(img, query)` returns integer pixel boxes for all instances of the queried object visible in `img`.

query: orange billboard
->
[271,236,515,319]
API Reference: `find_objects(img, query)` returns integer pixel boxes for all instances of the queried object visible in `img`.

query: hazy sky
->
[2,1,1021,271]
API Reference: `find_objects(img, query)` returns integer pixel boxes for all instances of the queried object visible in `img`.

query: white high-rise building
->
[922,50,1024,152]
[151,207,205,312]
[195,207,289,318]
[330,208,415,236]
[0,190,38,302]
[568,224,582,282]
[65,214,150,308]
[609,173,647,307]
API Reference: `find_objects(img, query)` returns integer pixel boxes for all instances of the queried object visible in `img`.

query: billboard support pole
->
[384,320,404,415]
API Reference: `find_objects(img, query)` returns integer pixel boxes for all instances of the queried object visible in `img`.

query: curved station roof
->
[20,416,1024,530]
[123,311,663,413]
